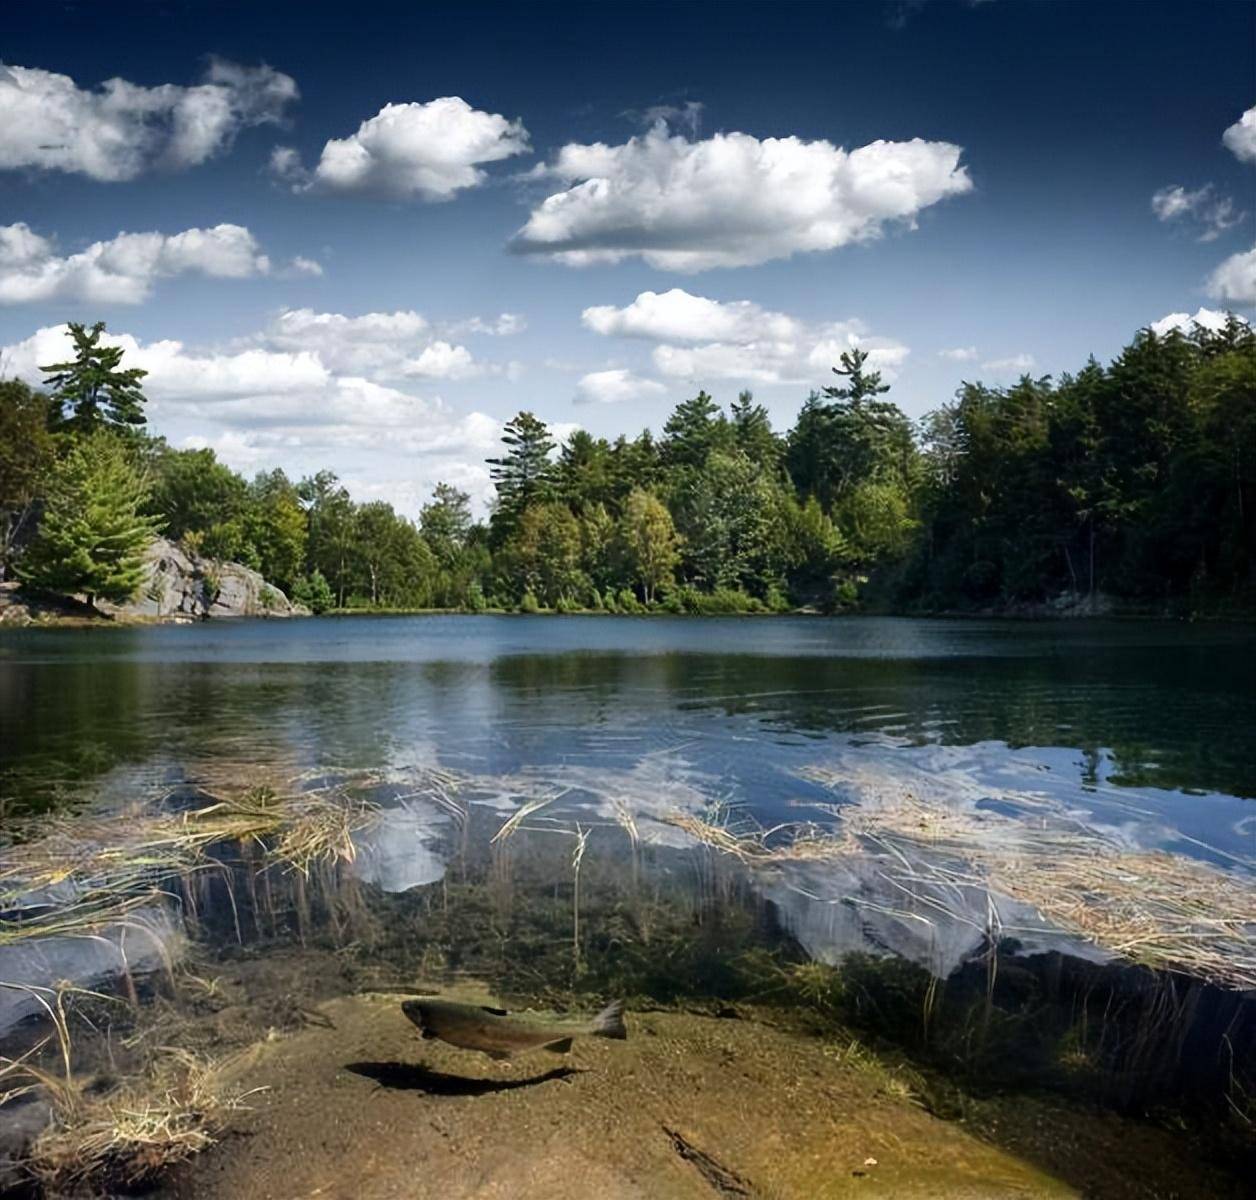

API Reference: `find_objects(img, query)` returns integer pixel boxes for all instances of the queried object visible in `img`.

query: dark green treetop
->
[488,411,555,539]
[41,322,149,433]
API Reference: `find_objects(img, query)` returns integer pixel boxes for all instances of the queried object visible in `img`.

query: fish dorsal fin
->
[479,1005,509,1016]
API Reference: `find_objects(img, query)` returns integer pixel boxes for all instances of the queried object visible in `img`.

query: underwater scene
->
[1,615,1254,1198]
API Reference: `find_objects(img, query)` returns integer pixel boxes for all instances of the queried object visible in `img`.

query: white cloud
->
[1150,307,1241,336]
[575,368,667,405]
[584,288,909,386]
[938,346,978,361]
[1,322,505,513]
[0,58,296,181]
[401,340,479,380]
[446,312,526,336]
[1223,104,1256,165]
[513,122,972,270]
[274,97,529,200]
[1151,184,1243,242]
[981,353,1035,374]
[1207,245,1256,305]
[258,306,514,380]
[583,288,799,343]
[287,256,324,277]
[0,222,281,304]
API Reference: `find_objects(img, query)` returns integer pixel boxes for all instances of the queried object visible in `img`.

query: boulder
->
[105,537,309,620]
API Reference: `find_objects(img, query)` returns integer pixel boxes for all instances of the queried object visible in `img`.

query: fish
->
[401,996,627,1060]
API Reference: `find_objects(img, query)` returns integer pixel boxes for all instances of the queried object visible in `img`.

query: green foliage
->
[488,411,555,542]
[6,311,1252,620]
[292,570,334,614]
[41,322,148,433]
[662,390,729,470]
[244,470,307,591]
[19,432,159,607]
[505,502,585,607]
[911,317,1256,609]
[0,378,57,571]
[618,488,680,604]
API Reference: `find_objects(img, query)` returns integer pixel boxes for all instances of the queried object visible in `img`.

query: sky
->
[1,0,1253,516]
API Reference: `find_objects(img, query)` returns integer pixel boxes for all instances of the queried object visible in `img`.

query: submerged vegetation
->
[2,314,1253,616]
[0,760,1253,1194]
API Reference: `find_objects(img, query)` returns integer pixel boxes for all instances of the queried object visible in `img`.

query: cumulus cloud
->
[575,368,667,405]
[1207,245,1256,305]
[1151,184,1243,242]
[0,58,296,181]
[1150,307,1241,336]
[258,306,516,380]
[0,222,285,304]
[1,322,505,514]
[1223,104,1256,164]
[938,346,978,361]
[273,96,529,200]
[584,288,909,386]
[981,353,1035,374]
[445,312,526,336]
[583,288,799,343]
[512,123,972,270]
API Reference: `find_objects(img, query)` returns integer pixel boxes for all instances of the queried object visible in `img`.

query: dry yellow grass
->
[0,772,387,948]
[24,1047,257,1192]
[665,772,1256,991]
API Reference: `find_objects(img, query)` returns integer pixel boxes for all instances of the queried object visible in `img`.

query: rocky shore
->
[0,537,307,626]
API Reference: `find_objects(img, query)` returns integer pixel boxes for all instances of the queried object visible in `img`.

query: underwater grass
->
[23,1047,256,1192]
[791,769,1256,992]
[0,771,393,950]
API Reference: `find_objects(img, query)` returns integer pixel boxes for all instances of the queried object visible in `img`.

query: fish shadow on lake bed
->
[344,1061,583,1095]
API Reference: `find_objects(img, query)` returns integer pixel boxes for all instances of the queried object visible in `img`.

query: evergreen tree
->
[420,483,473,566]
[41,322,148,433]
[20,432,159,609]
[488,411,555,541]
[661,391,728,470]
[730,390,779,469]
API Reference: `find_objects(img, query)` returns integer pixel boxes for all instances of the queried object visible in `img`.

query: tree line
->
[1,315,1253,616]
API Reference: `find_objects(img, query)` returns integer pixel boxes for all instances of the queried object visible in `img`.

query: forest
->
[1,315,1253,617]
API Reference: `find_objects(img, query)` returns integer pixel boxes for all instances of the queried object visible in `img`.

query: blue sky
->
[1,0,1253,514]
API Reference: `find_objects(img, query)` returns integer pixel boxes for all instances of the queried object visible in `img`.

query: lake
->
[1,615,1254,1196]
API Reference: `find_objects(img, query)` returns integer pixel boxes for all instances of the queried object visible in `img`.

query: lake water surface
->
[4,615,1254,847]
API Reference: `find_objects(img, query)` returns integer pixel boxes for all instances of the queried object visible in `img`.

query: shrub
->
[292,570,333,614]
[615,588,643,614]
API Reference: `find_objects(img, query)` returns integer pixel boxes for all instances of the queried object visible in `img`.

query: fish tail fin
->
[543,1036,574,1055]
[588,999,627,1040]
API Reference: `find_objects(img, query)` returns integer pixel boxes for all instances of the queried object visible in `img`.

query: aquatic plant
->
[792,768,1256,991]
[24,1047,256,1192]
[0,769,393,952]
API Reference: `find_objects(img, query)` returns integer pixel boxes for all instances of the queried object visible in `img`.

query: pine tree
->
[41,322,149,433]
[488,412,555,540]
[661,391,726,470]
[19,432,160,609]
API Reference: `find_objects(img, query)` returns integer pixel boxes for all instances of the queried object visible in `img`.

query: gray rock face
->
[107,537,309,620]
